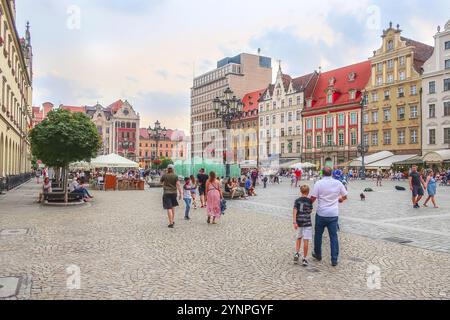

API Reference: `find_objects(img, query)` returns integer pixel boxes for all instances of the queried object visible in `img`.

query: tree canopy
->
[29,109,102,168]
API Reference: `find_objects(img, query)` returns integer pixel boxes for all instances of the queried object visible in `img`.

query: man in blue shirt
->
[332,165,343,181]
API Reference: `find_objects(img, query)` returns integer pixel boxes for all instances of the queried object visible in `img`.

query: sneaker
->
[302,258,309,267]
[168,224,174,228]
[332,261,338,267]
[294,253,300,265]
[207,216,211,224]
[312,253,322,261]
[184,216,190,220]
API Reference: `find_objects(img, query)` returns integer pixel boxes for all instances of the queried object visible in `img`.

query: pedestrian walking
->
[160,165,183,228]
[293,185,313,267]
[409,165,426,209]
[183,177,192,220]
[423,169,439,209]
[197,168,209,208]
[310,167,348,267]
[189,175,198,209]
[376,167,383,187]
[206,171,222,225]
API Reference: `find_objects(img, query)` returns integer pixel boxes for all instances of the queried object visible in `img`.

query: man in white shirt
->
[310,167,348,267]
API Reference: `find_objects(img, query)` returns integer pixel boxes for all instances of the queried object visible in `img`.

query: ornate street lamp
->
[358,90,369,180]
[147,120,168,169]
[213,88,244,178]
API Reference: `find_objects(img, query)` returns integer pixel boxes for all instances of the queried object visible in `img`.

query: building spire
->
[277,60,282,77]
[25,21,31,46]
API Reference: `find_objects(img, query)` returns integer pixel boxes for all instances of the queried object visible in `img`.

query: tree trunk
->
[63,166,68,204]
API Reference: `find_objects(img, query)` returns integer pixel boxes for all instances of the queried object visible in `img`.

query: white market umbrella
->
[90,153,139,168]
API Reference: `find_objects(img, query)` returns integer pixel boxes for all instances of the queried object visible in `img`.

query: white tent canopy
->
[366,154,417,170]
[90,153,139,168]
[422,150,450,163]
[348,151,394,167]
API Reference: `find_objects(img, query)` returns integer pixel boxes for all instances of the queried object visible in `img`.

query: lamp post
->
[148,120,168,170]
[357,91,369,180]
[213,88,244,178]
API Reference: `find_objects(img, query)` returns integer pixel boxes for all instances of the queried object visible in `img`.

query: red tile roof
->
[308,61,371,110]
[139,128,149,140]
[401,37,434,73]
[60,105,86,113]
[239,89,266,120]
[107,100,125,114]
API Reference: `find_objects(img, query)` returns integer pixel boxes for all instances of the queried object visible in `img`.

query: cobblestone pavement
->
[0,181,449,300]
[230,179,450,254]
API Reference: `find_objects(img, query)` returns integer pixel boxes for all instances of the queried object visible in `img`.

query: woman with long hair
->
[423,169,439,208]
[205,171,222,224]
[190,175,198,210]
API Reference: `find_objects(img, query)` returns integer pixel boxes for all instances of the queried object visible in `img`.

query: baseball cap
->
[167,164,175,170]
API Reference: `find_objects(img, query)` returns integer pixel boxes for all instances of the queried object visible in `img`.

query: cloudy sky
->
[16,0,448,133]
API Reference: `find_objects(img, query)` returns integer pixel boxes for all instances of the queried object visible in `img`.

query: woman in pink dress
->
[206,171,222,224]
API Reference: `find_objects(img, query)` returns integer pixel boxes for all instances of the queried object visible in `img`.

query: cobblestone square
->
[0,180,449,300]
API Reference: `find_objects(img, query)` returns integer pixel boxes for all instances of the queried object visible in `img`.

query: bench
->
[43,192,83,203]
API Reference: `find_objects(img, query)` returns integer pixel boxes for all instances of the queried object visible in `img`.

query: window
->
[272,115,276,125]
[260,117,263,126]
[316,135,322,148]
[445,101,450,116]
[446,60,450,70]
[338,114,345,126]
[399,56,405,66]
[307,99,312,108]
[399,71,406,81]
[297,96,301,105]
[444,128,450,144]
[326,115,333,128]
[296,110,301,121]
[429,129,436,145]
[429,81,436,94]
[306,119,312,130]
[288,98,293,106]
[316,117,323,129]
[281,113,285,123]
[398,130,405,144]
[306,136,312,149]
[372,111,378,123]
[383,109,391,122]
[397,107,405,120]
[410,105,418,119]
[445,79,450,91]
[371,132,378,146]
[384,90,390,100]
[387,40,394,51]
[288,112,293,122]
[410,85,417,96]
[288,127,293,136]
[429,104,436,118]
[350,90,356,99]
[446,41,450,50]
[363,113,369,125]
[281,143,285,154]
[371,92,378,102]
[410,129,418,144]
[266,116,269,125]
[363,134,369,147]
[273,101,277,109]
[350,112,357,125]
[387,73,394,83]
[281,100,285,108]
[281,128,285,137]
[326,133,333,146]
[338,132,344,146]
[327,93,333,104]
[398,87,404,98]
[296,126,301,135]
[350,131,357,146]
[296,141,301,152]
[377,63,383,72]
[377,76,383,86]
[387,59,394,69]
[383,131,391,145]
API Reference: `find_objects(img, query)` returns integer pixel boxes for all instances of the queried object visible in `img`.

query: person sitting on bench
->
[70,178,94,201]
[38,177,53,203]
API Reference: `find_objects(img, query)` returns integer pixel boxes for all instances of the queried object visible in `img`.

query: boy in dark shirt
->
[293,185,313,266]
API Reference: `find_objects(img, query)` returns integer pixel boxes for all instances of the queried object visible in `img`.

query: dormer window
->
[327,93,333,104]
[328,77,336,86]
[307,99,312,108]
[348,72,356,82]
[387,40,394,52]
[349,90,356,100]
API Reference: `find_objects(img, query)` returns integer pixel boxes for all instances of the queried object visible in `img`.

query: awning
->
[422,150,450,163]
[393,156,424,166]
[366,154,417,169]
[347,151,394,167]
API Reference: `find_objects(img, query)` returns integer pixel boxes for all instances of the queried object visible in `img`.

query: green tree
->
[29,109,101,202]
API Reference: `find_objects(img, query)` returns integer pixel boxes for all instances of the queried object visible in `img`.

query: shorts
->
[296,227,313,240]
[198,186,206,196]
[412,185,424,197]
[377,175,382,181]
[163,194,179,210]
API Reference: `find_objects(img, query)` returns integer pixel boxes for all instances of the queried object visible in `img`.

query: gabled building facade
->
[422,20,450,154]
[364,22,433,156]
[302,61,371,168]
[258,65,318,165]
